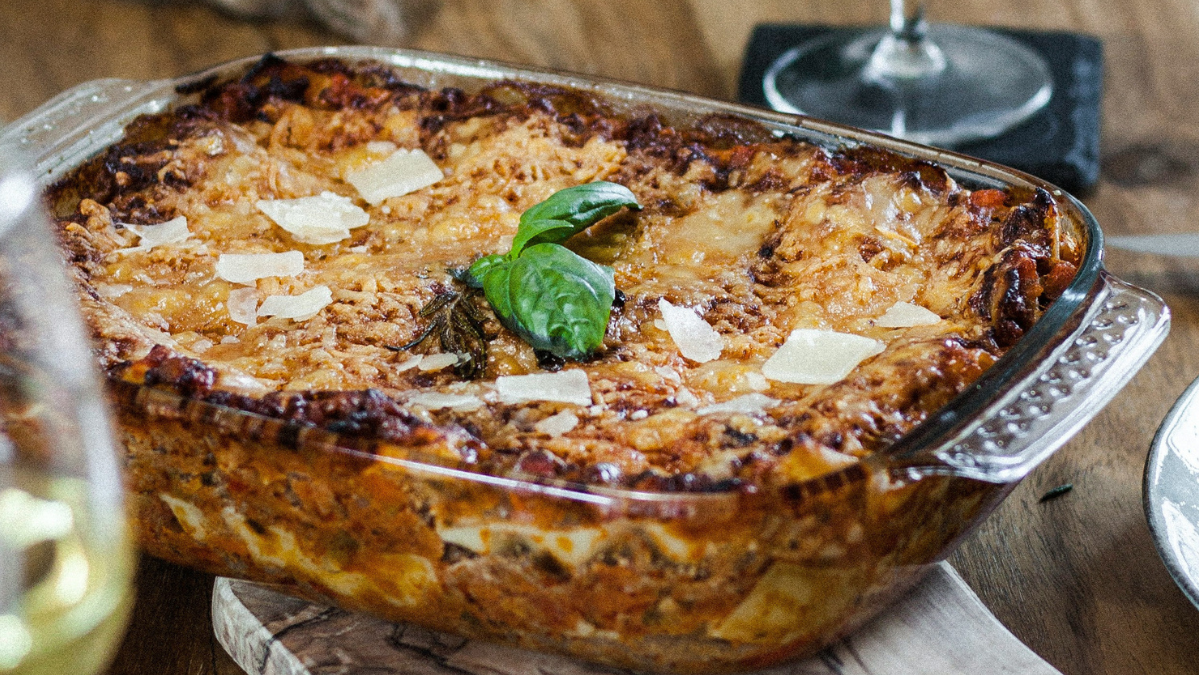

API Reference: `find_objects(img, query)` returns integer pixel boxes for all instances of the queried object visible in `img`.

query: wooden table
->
[2,1,1197,673]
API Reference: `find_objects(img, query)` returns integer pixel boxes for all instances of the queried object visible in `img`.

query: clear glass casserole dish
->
[0,46,1170,673]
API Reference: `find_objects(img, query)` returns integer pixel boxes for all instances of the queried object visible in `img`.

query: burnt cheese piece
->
[50,56,1079,493]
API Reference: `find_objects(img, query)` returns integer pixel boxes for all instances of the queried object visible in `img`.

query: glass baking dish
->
[0,46,1170,673]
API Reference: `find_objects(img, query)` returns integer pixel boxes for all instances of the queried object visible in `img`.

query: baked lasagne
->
[44,54,1079,672]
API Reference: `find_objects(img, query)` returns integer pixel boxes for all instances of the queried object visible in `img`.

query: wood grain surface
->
[210,565,1062,675]
[3,1,1198,673]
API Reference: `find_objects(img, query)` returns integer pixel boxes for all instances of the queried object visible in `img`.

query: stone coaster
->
[212,562,1061,675]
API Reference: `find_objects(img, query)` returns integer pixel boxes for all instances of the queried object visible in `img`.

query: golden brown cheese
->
[51,56,1078,492]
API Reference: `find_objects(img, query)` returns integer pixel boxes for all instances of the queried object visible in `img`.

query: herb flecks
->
[1039,483,1074,503]
[394,288,489,379]
[467,182,640,360]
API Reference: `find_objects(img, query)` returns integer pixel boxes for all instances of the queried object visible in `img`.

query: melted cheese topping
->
[56,69,1073,489]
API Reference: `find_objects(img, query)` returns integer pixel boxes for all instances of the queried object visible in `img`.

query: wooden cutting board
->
[212,563,1061,675]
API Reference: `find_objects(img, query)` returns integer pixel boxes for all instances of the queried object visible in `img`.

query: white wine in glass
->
[0,152,133,675]
[763,0,1053,146]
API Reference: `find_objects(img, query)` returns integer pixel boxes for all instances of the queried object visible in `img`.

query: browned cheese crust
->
[49,55,1080,494]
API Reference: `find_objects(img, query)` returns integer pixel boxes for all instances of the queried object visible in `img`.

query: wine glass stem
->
[890,0,927,41]
[866,0,946,80]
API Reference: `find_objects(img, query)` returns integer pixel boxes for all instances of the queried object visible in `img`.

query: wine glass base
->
[763,24,1053,147]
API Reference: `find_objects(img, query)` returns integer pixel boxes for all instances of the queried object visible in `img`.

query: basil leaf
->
[479,259,515,324]
[463,182,638,361]
[514,182,640,253]
[508,218,576,259]
[467,253,507,288]
[482,243,614,359]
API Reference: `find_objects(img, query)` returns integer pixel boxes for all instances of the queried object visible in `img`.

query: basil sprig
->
[467,182,640,360]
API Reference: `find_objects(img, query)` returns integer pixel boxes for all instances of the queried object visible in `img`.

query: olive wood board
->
[212,562,1060,675]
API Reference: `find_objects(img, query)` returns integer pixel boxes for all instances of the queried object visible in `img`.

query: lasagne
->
[44,54,1079,672]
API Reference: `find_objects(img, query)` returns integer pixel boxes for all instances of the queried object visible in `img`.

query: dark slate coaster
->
[737,24,1103,195]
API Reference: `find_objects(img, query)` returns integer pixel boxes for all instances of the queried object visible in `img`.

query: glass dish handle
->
[899,272,1170,483]
[0,78,174,179]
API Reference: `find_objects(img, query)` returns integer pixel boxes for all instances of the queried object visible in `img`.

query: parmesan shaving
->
[698,393,779,416]
[762,329,885,385]
[658,299,724,363]
[675,388,700,408]
[654,366,681,383]
[346,148,445,205]
[534,411,579,436]
[875,225,919,248]
[366,140,398,155]
[496,370,592,406]
[876,301,942,328]
[256,192,369,245]
[219,370,270,394]
[417,353,460,372]
[408,392,483,411]
[215,251,304,284]
[137,327,178,350]
[395,355,423,372]
[123,216,190,250]
[745,371,770,392]
[95,284,133,299]
[226,287,259,325]
[257,285,333,321]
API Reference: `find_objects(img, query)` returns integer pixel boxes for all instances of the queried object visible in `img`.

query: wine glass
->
[763,0,1052,146]
[0,150,133,675]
